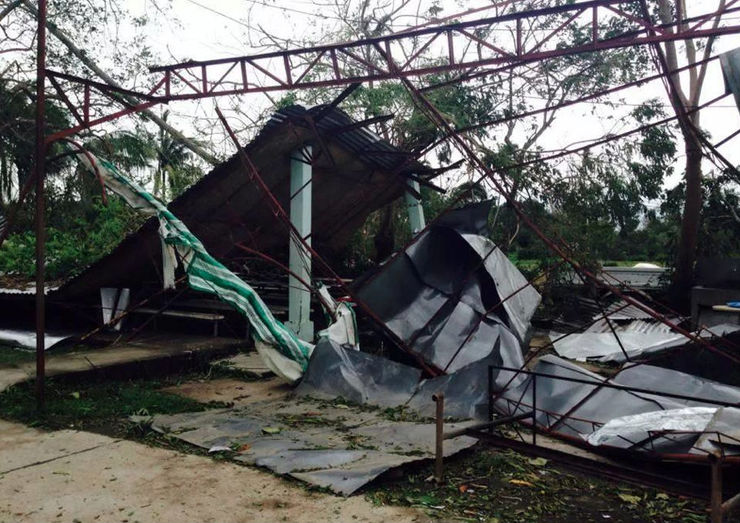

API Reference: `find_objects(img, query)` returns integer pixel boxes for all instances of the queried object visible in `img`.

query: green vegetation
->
[366,447,708,523]
[0,375,225,434]
[0,347,35,366]
[0,196,145,280]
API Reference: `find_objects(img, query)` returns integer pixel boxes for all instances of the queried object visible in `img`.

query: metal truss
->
[45,0,740,142]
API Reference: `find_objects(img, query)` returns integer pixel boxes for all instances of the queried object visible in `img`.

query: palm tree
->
[155,110,197,200]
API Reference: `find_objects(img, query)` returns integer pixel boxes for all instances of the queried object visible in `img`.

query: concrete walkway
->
[0,335,243,393]
[0,420,425,523]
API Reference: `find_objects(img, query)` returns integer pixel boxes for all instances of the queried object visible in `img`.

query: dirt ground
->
[161,376,292,406]
[0,419,426,523]
[0,373,715,523]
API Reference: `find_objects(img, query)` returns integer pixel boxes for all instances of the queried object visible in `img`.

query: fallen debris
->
[495,354,740,454]
[141,396,477,495]
[356,200,539,374]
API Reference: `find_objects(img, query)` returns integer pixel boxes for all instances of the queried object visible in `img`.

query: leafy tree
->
[153,111,202,200]
[0,1,208,282]
[651,0,732,302]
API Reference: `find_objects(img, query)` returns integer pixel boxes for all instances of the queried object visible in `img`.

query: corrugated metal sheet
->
[593,300,663,321]
[266,106,430,176]
[586,318,676,334]
[553,296,685,334]
[0,285,58,297]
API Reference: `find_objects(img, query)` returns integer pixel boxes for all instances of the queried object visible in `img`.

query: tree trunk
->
[672,134,703,305]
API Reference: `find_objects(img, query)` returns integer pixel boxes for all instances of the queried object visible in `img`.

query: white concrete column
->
[287,145,314,341]
[405,178,426,235]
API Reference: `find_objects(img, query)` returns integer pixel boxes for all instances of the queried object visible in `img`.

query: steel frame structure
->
[43,0,740,142]
[27,0,740,431]
[433,374,740,521]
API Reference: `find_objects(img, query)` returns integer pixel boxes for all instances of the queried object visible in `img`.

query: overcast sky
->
[114,1,740,196]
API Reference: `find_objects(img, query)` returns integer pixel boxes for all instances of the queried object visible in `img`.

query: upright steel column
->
[34,0,47,409]
[404,179,425,235]
[287,146,313,341]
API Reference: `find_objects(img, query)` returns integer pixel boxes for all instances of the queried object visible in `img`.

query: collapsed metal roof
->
[51,104,436,301]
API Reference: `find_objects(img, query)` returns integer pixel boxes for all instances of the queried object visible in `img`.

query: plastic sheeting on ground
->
[139,395,476,495]
[79,154,358,382]
[0,329,75,351]
[355,200,539,374]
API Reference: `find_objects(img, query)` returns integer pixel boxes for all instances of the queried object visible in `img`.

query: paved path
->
[0,335,242,393]
[0,420,425,523]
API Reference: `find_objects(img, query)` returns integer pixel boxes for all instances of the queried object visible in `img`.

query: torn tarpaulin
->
[355,200,540,373]
[78,154,360,383]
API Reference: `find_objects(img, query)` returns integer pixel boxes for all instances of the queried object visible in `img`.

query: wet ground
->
[0,419,425,523]
[0,363,720,522]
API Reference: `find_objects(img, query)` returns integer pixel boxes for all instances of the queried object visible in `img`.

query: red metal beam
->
[143,1,740,100]
[44,1,740,140]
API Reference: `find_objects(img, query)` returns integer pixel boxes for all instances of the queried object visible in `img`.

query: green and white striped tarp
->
[79,154,313,372]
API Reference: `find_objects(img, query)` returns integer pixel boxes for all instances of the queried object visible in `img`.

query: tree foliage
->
[0,0,737,294]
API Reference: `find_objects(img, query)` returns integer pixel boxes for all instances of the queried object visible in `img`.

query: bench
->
[131,307,225,337]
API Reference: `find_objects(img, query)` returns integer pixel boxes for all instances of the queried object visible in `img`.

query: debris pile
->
[48,122,740,494]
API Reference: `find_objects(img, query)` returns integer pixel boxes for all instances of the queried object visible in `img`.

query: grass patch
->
[0,347,35,366]
[366,447,707,523]
[0,374,228,436]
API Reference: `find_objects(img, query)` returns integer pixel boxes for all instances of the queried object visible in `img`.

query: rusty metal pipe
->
[711,456,723,523]
[34,0,47,411]
[433,393,445,483]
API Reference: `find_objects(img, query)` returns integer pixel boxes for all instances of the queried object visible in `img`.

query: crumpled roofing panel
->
[355,200,540,373]
[494,354,740,454]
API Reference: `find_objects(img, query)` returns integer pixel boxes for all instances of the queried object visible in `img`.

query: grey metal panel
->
[295,338,421,407]
[721,47,740,112]
[356,200,530,373]
[144,397,476,495]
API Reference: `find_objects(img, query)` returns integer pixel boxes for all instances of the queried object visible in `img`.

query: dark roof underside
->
[53,104,432,301]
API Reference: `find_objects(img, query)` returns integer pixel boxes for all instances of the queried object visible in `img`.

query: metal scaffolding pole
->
[34,0,47,409]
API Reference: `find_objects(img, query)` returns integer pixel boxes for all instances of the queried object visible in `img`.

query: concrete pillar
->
[287,145,314,341]
[405,179,426,235]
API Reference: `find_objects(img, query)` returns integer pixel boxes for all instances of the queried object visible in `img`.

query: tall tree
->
[652,0,728,302]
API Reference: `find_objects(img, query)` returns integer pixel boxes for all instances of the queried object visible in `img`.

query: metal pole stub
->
[433,393,445,484]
